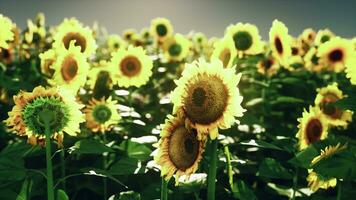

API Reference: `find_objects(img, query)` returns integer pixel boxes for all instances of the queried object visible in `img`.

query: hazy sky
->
[1,0,355,39]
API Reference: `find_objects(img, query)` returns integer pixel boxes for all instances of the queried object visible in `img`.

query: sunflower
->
[314,29,335,46]
[109,45,153,88]
[170,59,245,139]
[304,47,323,72]
[150,18,173,42]
[53,18,97,58]
[225,23,263,56]
[0,14,14,49]
[154,115,206,184]
[299,28,316,46]
[24,19,46,44]
[269,20,292,67]
[5,86,84,146]
[39,49,56,76]
[257,55,280,76]
[296,106,329,150]
[51,42,90,93]
[210,36,237,68]
[107,34,126,52]
[307,143,347,192]
[345,55,356,85]
[0,45,15,65]
[314,83,353,128]
[307,171,337,192]
[123,29,137,42]
[317,37,354,72]
[291,39,304,57]
[84,97,120,133]
[163,33,191,62]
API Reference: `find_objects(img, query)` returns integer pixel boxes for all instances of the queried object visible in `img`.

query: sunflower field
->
[1,12,356,200]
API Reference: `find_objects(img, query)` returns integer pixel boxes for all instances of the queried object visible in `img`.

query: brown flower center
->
[263,58,274,71]
[219,48,231,68]
[61,56,78,82]
[62,32,87,53]
[320,93,342,119]
[120,56,141,77]
[274,36,283,54]
[168,127,200,170]
[328,49,343,63]
[306,118,323,144]
[184,75,229,125]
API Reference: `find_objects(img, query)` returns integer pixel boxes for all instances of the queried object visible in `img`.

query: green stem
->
[291,167,298,200]
[103,134,108,200]
[60,149,66,191]
[44,117,55,200]
[336,181,342,200]
[207,139,218,200]
[161,177,168,200]
[223,146,233,190]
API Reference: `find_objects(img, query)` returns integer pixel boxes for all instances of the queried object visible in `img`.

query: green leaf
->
[0,157,26,181]
[71,139,114,154]
[56,189,69,200]
[332,97,356,111]
[115,191,141,200]
[288,145,319,168]
[312,151,356,180]
[240,139,284,151]
[232,180,257,200]
[16,178,33,200]
[257,158,293,179]
[270,96,305,105]
[108,157,146,175]
[120,140,152,161]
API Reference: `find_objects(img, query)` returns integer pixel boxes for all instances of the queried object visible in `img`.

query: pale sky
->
[1,0,355,39]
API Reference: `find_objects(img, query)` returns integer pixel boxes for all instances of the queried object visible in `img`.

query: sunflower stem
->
[161,177,168,200]
[291,167,298,200]
[336,181,342,200]
[102,134,108,200]
[207,138,218,200]
[60,148,66,191]
[223,145,233,190]
[41,110,55,200]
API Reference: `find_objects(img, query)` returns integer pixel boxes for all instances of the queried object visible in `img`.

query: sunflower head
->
[296,106,329,150]
[257,55,280,76]
[150,18,173,42]
[51,41,90,93]
[314,83,353,128]
[299,28,316,45]
[163,34,191,62]
[315,29,335,46]
[39,49,56,76]
[0,45,15,65]
[107,34,126,52]
[225,23,262,56]
[84,97,121,133]
[269,20,292,67]
[211,36,237,68]
[317,37,354,72]
[109,45,153,88]
[5,86,84,146]
[53,18,97,58]
[0,14,15,49]
[154,115,206,185]
[171,59,245,139]
[304,47,323,72]
[345,55,356,85]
